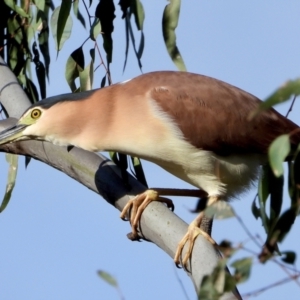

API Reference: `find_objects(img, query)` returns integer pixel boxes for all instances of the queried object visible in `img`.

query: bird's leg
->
[120,188,207,240]
[174,196,219,270]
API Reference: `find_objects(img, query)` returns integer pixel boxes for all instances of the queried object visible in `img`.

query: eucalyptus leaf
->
[79,60,94,91]
[0,154,19,213]
[65,47,84,91]
[73,0,86,28]
[268,134,290,177]
[4,0,29,17]
[51,6,73,51]
[97,270,118,287]
[250,78,300,118]
[162,0,186,71]
[90,18,101,41]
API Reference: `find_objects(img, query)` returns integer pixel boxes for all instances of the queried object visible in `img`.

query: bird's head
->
[0,106,48,145]
[0,96,82,148]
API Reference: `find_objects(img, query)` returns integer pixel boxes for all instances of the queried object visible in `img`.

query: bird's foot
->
[120,189,174,240]
[174,217,217,270]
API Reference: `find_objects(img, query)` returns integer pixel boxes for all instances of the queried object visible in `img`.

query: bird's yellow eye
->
[31,109,41,119]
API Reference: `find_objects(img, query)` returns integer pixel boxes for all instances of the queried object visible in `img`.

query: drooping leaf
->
[231,257,252,284]
[292,149,300,215]
[268,134,290,177]
[131,157,148,187]
[73,0,86,28]
[95,0,115,64]
[198,260,236,299]
[126,16,142,70]
[0,154,19,213]
[50,5,73,51]
[32,41,46,99]
[57,0,72,50]
[79,60,94,91]
[38,27,50,79]
[251,196,260,219]
[90,17,101,41]
[25,77,39,103]
[33,0,46,12]
[269,208,296,247]
[4,0,29,17]
[250,79,300,118]
[281,251,297,264]
[100,74,106,88]
[130,0,144,31]
[269,169,283,229]
[162,0,186,71]
[119,0,130,18]
[109,152,129,188]
[97,270,118,287]
[65,47,85,91]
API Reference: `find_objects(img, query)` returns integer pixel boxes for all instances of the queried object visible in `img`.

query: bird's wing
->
[139,71,300,156]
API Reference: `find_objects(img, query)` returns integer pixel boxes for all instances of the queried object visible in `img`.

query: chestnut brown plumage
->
[0,71,299,268]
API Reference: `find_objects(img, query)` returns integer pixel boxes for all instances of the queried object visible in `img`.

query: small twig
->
[95,42,112,85]
[285,94,297,118]
[81,0,92,27]
[173,266,190,300]
[234,210,262,249]
[242,274,300,298]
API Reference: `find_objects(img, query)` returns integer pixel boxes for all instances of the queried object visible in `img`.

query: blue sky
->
[1,1,300,299]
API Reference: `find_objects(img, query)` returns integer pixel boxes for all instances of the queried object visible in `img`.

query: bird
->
[0,71,299,269]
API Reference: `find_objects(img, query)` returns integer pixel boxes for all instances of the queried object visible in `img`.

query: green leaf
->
[25,77,39,103]
[204,201,235,220]
[251,196,260,219]
[50,5,73,51]
[100,75,106,88]
[33,0,46,12]
[4,0,29,17]
[119,0,130,18]
[90,18,101,41]
[79,60,94,91]
[7,17,23,45]
[126,16,142,70]
[198,260,236,299]
[269,169,283,228]
[38,28,50,79]
[281,251,296,264]
[269,208,296,244]
[292,150,300,214]
[257,166,271,231]
[95,0,115,64]
[57,0,72,50]
[130,0,145,31]
[131,157,148,187]
[73,0,86,28]
[97,270,118,287]
[268,134,290,177]
[32,41,46,99]
[0,154,19,213]
[250,78,300,118]
[162,0,186,71]
[231,257,252,284]
[65,47,85,91]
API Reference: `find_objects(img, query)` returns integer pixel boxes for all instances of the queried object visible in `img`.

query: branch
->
[0,57,241,300]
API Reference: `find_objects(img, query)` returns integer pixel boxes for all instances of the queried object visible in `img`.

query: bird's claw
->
[120,189,174,241]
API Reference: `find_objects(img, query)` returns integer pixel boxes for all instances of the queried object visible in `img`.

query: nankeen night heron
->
[1,71,300,268]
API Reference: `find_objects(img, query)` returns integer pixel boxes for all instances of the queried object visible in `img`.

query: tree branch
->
[0,56,241,300]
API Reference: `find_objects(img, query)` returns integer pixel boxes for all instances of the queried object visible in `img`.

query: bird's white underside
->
[145,97,263,200]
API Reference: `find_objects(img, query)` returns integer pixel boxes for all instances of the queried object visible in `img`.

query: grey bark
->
[0,56,241,300]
